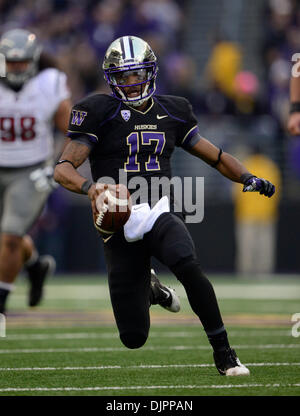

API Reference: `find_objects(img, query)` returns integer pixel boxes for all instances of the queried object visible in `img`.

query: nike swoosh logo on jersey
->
[103,235,113,243]
[157,115,168,119]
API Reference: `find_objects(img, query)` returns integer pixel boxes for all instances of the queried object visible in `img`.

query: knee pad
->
[120,331,148,349]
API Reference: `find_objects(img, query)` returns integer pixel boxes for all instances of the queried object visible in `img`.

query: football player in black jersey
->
[54,36,275,376]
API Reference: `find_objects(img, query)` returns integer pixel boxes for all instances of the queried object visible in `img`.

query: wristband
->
[81,179,93,195]
[290,102,300,114]
[56,159,76,169]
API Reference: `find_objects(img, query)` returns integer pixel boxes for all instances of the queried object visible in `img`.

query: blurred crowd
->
[190,0,300,145]
[262,0,300,127]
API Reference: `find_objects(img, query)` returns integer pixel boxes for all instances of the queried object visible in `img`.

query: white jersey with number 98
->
[0,68,70,167]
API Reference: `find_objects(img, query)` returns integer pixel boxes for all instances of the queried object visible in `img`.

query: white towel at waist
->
[124,196,170,242]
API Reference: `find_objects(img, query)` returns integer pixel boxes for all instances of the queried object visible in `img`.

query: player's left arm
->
[188,135,275,197]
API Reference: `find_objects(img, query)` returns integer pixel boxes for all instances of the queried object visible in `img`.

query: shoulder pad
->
[154,94,191,121]
[74,94,121,122]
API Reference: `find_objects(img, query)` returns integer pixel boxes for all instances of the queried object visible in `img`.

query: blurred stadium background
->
[1,0,300,276]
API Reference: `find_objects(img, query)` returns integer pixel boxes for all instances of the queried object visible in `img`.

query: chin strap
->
[115,81,154,107]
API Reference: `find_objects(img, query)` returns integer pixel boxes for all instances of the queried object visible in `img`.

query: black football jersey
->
[67,94,200,208]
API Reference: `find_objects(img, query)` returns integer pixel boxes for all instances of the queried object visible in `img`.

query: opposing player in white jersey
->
[0,29,72,314]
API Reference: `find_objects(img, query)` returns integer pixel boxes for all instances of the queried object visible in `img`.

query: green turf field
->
[0,275,299,396]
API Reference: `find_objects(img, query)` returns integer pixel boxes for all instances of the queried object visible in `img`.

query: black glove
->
[241,174,275,198]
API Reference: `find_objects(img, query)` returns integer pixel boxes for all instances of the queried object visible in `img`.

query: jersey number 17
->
[125,131,166,172]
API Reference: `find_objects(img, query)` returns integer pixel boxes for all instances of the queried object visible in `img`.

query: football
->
[94,184,131,235]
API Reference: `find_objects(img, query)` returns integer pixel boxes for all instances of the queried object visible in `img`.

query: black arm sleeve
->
[72,137,96,150]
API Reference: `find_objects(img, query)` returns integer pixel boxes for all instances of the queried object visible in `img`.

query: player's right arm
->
[54,140,101,220]
[54,96,105,219]
[54,140,91,193]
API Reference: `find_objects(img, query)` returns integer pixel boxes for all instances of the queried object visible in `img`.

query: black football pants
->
[103,212,224,349]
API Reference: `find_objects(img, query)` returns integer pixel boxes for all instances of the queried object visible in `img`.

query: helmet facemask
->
[102,36,158,108]
[104,62,157,107]
[5,60,38,88]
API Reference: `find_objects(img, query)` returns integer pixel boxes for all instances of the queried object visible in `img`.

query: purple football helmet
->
[102,36,158,107]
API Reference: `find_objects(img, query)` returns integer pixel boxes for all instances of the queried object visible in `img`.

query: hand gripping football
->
[94,184,131,235]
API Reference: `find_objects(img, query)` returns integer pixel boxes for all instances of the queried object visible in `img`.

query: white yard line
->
[2,329,293,341]
[0,362,299,371]
[0,344,299,354]
[0,383,300,392]
[3,332,118,341]
[12,282,300,299]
